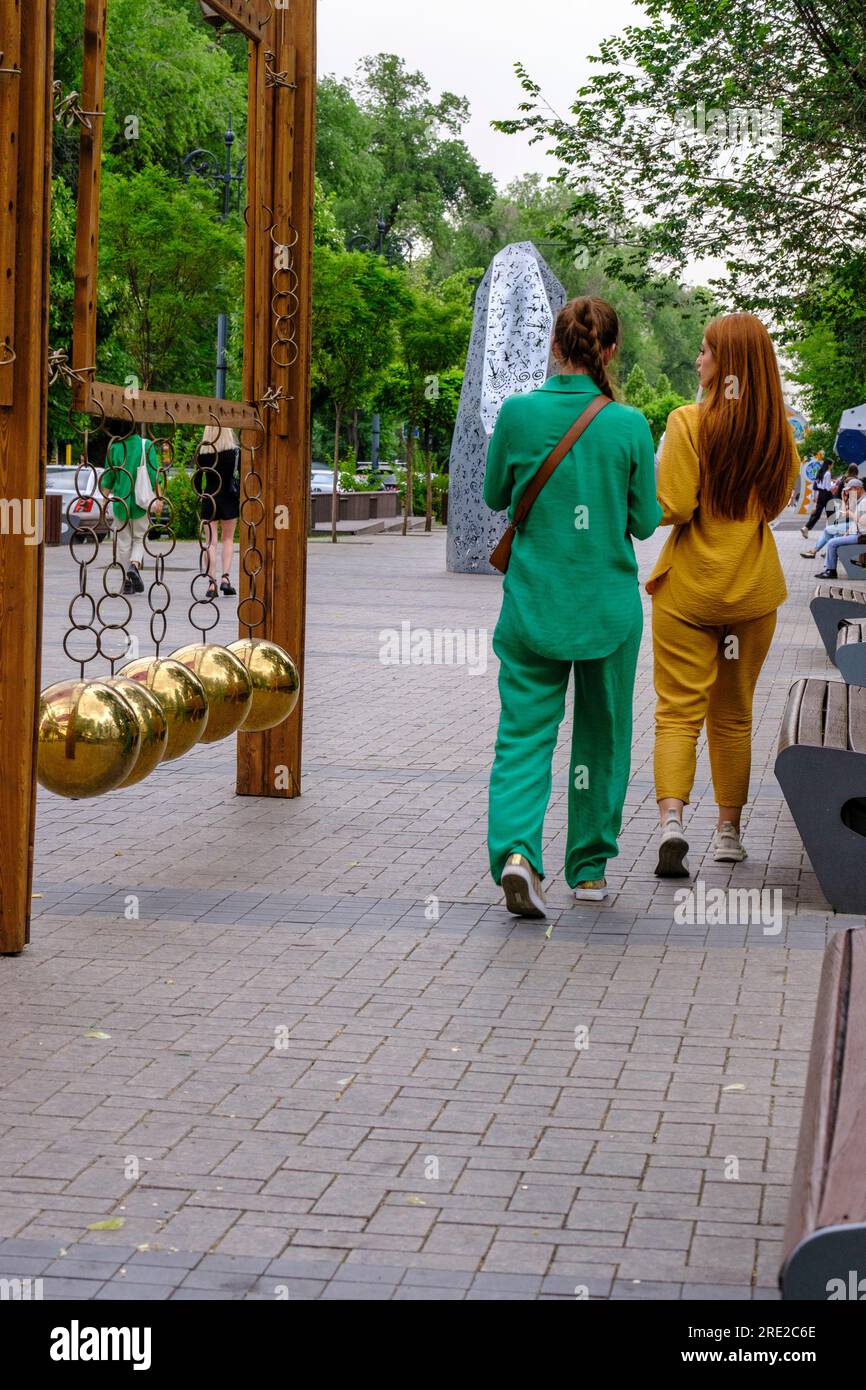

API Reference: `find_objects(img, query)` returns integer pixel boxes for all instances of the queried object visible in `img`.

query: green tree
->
[383,276,473,531]
[497,0,866,318]
[624,364,653,409]
[311,247,408,541]
[317,56,495,252]
[788,254,866,442]
[99,166,244,392]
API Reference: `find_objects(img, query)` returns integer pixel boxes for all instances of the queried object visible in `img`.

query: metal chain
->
[63,412,130,676]
[269,218,300,372]
[187,422,223,640]
[237,413,268,637]
[142,423,176,659]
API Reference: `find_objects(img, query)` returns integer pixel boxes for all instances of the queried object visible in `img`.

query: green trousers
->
[488,620,641,888]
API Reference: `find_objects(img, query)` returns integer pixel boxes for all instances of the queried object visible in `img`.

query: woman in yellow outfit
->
[648,313,800,876]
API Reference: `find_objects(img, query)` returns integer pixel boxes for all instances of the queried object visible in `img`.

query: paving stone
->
[1,531,831,1302]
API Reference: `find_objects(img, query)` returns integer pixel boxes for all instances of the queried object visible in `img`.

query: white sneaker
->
[713,822,748,863]
[574,879,608,903]
[655,814,690,878]
[501,854,547,919]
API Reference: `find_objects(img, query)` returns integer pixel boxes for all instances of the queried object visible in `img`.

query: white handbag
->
[134,436,157,510]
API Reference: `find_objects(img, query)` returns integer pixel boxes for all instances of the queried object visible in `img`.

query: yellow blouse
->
[646,403,800,625]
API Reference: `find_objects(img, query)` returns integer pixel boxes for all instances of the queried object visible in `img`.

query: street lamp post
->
[182,113,246,222]
[182,116,245,399]
[348,213,412,267]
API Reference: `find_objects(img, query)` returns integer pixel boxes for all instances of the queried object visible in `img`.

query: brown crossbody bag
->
[489,395,612,574]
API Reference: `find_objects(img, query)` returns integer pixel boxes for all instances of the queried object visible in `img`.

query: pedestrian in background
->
[101,424,163,596]
[194,425,241,600]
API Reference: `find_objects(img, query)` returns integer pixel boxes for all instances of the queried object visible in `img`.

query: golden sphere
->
[37,680,140,798]
[105,677,169,787]
[169,644,253,744]
[117,657,209,761]
[227,638,301,732]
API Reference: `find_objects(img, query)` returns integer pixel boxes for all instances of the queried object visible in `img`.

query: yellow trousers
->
[652,578,777,807]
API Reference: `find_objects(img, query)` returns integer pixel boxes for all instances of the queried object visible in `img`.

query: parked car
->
[311,465,345,496]
[45,465,108,541]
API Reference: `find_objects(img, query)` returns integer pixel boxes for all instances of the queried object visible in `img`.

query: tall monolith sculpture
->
[446,241,567,574]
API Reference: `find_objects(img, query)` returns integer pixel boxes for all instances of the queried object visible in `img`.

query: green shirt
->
[484,374,662,660]
[101,437,162,521]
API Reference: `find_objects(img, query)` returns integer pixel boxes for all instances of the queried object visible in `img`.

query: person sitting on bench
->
[802,475,865,558]
[815,490,866,577]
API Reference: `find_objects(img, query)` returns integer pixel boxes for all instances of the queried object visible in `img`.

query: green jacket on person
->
[101,437,162,522]
[484,373,662,661]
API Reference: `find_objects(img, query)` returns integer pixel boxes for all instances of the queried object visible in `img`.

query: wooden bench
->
[836,621,866,687]
[780,928,866,1299]
[811,583,866,663]
[775,679,866,914]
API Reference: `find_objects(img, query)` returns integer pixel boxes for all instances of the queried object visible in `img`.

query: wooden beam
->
[0,0,22,406]
[84,380,259,429]
[71,0,106,407]
[236,0,314,799]
[200,0,273,43]
[0,0,52,953]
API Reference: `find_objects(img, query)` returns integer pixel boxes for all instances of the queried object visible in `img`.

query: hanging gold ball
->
[227,638,301,732]
[117,657,209,761]
[105,677,169,787]
[37,680,141,798]
[169,644,253,744]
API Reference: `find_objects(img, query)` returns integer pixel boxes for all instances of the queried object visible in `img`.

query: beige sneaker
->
[655,813,690,878]
[574,879,608,902]
[713,822,748,863]
[501,853,547,919]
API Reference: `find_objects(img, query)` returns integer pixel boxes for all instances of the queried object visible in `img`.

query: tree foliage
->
[496,0,866,318]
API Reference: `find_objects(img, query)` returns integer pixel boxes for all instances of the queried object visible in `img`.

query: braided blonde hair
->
[553,296,619,399]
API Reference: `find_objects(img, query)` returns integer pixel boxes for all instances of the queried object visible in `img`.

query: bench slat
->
[837,621,865,648]
[796,679,827,748]
[778,680,807,755]
[849,686,866,754]
[818,931,866,1231]
[823,682,849,749]
[782,932,850,1269]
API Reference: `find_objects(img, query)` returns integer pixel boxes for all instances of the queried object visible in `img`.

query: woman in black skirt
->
[194,426,241,599]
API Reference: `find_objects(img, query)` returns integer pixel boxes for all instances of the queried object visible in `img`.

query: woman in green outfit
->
[485,296,661,917]
[100,425,163,596]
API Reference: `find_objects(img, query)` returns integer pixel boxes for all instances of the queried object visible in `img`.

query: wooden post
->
[236,0,315,799]
[0,0,53,953]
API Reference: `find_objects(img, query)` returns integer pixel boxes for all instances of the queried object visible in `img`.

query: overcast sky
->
[317,0,643,190]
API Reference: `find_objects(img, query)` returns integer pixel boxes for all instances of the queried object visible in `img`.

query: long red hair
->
[699,313,793,521]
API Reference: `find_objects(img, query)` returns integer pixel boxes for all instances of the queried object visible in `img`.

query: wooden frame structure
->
[0,0,52,954]
[0,0,315,952]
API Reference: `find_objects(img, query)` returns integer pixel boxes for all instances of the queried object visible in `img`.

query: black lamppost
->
[182,116,245,398]
[348,215,412,467]
[349,214,413,267]
[182,113,245,222]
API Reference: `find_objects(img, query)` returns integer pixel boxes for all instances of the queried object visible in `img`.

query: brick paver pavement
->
[0,517,860,1300]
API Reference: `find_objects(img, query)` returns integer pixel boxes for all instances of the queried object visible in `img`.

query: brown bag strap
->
[512,394,612,530]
